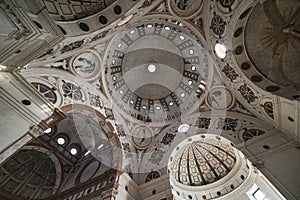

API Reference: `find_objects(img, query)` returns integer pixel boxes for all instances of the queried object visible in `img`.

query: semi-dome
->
[168,134,251,200]
[0,149,59,200]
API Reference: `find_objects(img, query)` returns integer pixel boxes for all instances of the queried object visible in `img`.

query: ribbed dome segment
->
[170,139,236,186]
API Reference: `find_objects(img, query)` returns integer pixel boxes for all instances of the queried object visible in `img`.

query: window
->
[145,171,160,182]
[247,184,269,200]
[253,188,268,200]
[70,147,78,155]
[57,137,65,145]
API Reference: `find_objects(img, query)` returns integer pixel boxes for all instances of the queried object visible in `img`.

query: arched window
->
[145,171,160,183]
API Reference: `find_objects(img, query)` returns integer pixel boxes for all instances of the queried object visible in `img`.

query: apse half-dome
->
[0,149,60,200]
[168,134,250,200]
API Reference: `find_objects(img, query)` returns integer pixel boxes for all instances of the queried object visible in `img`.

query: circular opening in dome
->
[114,5,122,15]
[147,64,156,73]
[217,191,221,196]
[119,90,123,95]
[235,45,243,55]
[84,150,91,156]
[240,7,252,19]
[188,195,193,199]
[79,22,89,32]
[112,75,117,81]
[188,80,193,85]
[191,65,196,71]
[44,128,52,134]
[22,99,31,106]
[142,105,147,110]
[70,147,78,155]
[169,101,174,106]
[129,29,135,35]
[99,15,108,24]
[97,144,104,149]
[241,175,245,180]
[234,27,243,38]
[179,35,185,40]
[117,43,122,48]
[241,62,251,70]
[156,105,161,110]
[129,99,134,104]
[180,92,186,98]
[152,190,156,195]
[164,26,171,31]
[266,85,280,92]
[215,43,227,59]
[147,24,153,28]
[57,137,65,145]
[288,116,294,122]
[189,49,194,55]
[178,124,190,133]
[251,75,263,82]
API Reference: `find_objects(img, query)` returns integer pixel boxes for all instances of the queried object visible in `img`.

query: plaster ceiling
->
[7,0,299,189]
[245,0,300,89]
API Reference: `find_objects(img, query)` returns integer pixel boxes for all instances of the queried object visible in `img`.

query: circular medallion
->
[216,118,238,131]
[131,125,154,149]
[69,51,101,81]
[102,15,213,125]
[167,0,203,19]
[206,86,234,110]
[150,149,164,165]
[223,65,238,81]
[239,84,256,103]
[211,15,226,36]
[61,81,83,101]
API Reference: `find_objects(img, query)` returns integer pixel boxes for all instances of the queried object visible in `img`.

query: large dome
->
[168,134,250,200]
[102,14,213,126]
